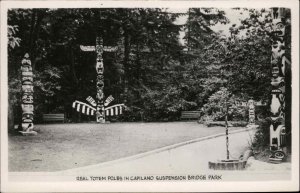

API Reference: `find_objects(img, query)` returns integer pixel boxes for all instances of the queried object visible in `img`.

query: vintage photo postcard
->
[1,0,299,192]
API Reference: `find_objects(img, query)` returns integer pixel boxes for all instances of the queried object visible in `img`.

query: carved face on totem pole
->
[271,76,284,88]
[22,93,34,104]
[96,80,104,90]
[96,75,103,82]
[248,99,254,107]
[96,58,104,74]
[270,89,285,118]
[272,66,280,78]
[270,124,285,151]
[274,22,286,37]
[22,85,34,93]
[96,37,104,54]
[96,104,105,122]
[22,112,34,122]
[22,76,33,84]
[272,8,279,19]
[21,53,31,66]
[21,104,34,113]
[271,40,285,61]
[96,90,104,101]
[21,65,33,72]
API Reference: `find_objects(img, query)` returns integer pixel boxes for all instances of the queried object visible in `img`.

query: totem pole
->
[73,37,126,122]
[95,37,105,123]
[248,98,255,125]
[20,53,36,135]
[268,8,291,162]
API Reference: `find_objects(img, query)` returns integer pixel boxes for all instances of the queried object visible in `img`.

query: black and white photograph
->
[1,0,299,192]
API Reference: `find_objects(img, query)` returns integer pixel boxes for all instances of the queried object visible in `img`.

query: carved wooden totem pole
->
[94,37,105,123]
[268,8,291,162]
[73,36,125,123]
[248,98,255,125]
[20,53,36,135]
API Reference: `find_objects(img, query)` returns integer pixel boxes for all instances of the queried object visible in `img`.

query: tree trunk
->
[69,47,79,84]
[31,10,45,70]
[123,29,131,103]
[28,10,37,52]
[136,43,141,82]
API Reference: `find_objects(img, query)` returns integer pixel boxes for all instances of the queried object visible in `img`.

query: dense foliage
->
[7,8,286,126]
[200,87,248,123]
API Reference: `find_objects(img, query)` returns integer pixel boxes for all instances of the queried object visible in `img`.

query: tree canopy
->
[8,8,282,123]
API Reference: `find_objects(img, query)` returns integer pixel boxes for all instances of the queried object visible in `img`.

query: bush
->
[252,119,270,149]
[138,86,197,121]
[199,87,248,123]
[114,106,144,122]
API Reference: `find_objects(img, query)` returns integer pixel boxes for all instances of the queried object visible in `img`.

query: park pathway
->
[58,128,255,175]
[56,127,290,181]
[9,122,245,172]
[9,127,291,182]
[10,129,291,181]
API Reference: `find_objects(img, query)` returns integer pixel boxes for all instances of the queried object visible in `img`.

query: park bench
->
[180,111,201,120]
[43,114,65,123]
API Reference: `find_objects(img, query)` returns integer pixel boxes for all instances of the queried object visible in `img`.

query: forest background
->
[8,8,291,145]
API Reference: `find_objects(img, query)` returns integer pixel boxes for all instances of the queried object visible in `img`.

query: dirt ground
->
[8,122,241,172]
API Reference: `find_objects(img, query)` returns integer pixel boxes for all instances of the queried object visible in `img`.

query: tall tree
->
[185,8,228,51]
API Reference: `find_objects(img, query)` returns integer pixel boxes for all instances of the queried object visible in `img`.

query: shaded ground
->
[9,122,242,172]
[254,148,291,163]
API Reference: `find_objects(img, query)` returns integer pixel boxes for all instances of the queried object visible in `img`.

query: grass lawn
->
[9,122,242,172]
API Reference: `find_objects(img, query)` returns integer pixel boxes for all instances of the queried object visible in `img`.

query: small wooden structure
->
[180,111,201,120]
[43,114,65,123]
[209,160,247,170]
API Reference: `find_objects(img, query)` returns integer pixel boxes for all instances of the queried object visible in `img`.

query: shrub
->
[252,119,270,149]
[199,87,248,123]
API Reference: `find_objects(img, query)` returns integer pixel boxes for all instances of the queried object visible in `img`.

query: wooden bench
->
[43,114,65,123]
[180,111,201,120]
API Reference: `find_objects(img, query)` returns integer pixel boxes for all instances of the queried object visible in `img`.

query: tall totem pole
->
[95,37,105,123]
[79,37,119,123]
[74,10,126,123]
[20,53,36,135]
[269,8,291,162]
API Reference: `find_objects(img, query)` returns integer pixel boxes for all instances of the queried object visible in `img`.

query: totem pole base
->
[269,150,286,164]
[269,157,283,164]
[208,159,246,170]
[19,130,37,136]
[246,124,259,129]
[97,120,106,124]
